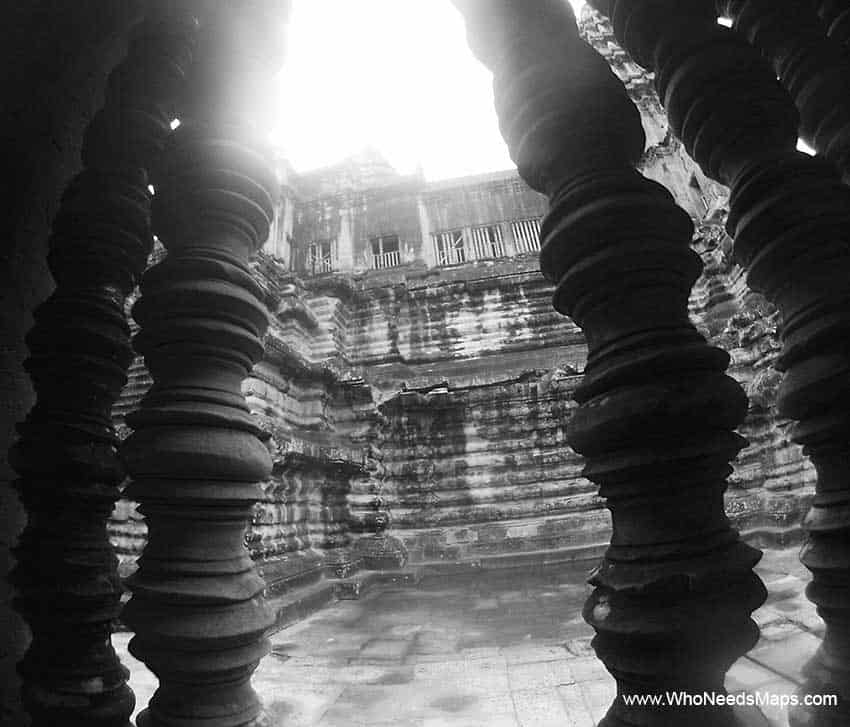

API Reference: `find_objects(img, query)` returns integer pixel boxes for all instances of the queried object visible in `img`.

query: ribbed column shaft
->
[719,0,850,178]
[120,3,290,726]
[587,1,850,723]
[8,14,196,727]
[452,2,765,724]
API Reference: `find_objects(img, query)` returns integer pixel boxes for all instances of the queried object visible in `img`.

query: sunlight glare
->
[271,1,587,180]
[797,138,816,156]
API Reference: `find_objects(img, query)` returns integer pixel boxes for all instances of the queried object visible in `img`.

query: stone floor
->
[116,547,823,726]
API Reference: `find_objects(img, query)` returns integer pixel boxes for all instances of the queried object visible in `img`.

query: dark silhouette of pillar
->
[587,1,850,722]
[452,1,765,724]
[8,13,195,727]
[120,3,290,725]
[817,1,850,49]
[719,0,850,178]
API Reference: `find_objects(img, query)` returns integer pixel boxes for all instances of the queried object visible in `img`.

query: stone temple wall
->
[377,373,608,563]
[108,9,815,612]
[110,220,815,595]
[343,261,599,563]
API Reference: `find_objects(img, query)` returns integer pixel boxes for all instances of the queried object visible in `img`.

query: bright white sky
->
[270,0,587,180]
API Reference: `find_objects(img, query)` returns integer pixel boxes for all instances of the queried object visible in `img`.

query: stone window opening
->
[511,217,542,253]
[307,238,335,274]
[433,229,466,265]
[469,223,505,260]
[9,2,840,725]
[370,234,401,269]
[433,225,506,266]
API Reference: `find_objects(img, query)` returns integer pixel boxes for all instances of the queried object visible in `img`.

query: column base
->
[323,548,361,579]
[354,534,408,570]
[137,712,271,727]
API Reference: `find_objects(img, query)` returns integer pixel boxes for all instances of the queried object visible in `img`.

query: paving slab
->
[576,677,618,723]
[748,631,821,685]
[116,547,828,726]
[728,657,782,693]
[557,683,597,727]
[507,659,574,690]
[502,644,569,664]
[356,637,413,663]
[513,687,572,727]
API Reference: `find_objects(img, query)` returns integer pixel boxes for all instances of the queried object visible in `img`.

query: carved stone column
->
[452,1,764,724]
[8,15,195,727]
[120,3,289,726]
[586,1,850,723]
[718,0,850,178]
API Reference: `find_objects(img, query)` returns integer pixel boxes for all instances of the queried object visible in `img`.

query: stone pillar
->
[452,1,764,724]
[8,14,195,727]
[586,1,850,723]
[120,3,289,726]
[719,0,850,178]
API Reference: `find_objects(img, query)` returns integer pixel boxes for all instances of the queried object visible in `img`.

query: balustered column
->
[453,1,764,724]
[718,0,850,178]
[587,1,850,723]
[8,14,195,727]
[120,3,289,726]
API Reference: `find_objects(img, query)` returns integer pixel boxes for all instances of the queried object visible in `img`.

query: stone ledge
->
[266,570,419,631]
[411,543,607,577]
[264,543,607,633]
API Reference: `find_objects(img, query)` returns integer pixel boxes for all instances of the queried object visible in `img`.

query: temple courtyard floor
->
[116,547,821,726]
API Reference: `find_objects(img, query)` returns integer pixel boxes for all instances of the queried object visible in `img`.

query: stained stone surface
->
[116,547,821,726]
[108,172,814,590]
